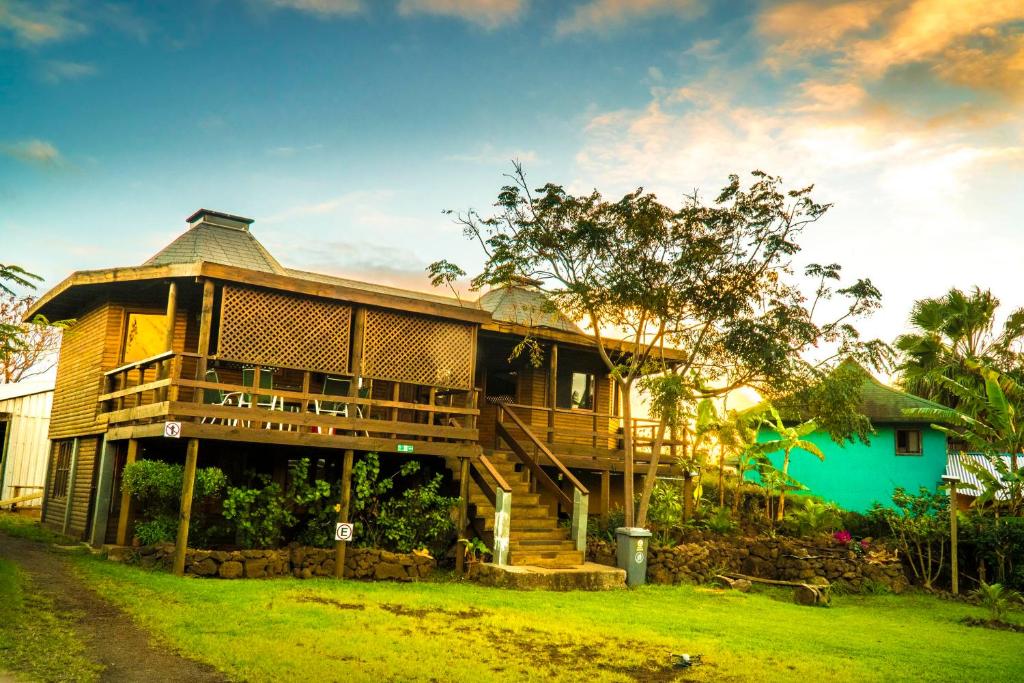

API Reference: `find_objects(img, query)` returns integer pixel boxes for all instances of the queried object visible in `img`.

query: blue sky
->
[2,0,1023,343]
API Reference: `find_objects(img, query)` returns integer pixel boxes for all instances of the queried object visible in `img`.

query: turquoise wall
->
[750,425,948,512]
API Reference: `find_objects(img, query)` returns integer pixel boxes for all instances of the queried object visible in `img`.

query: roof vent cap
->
[186,208,254,232]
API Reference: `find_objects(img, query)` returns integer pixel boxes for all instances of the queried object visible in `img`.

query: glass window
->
[556,367,595,410]
[123,313,167,363]
[895,428,922,456]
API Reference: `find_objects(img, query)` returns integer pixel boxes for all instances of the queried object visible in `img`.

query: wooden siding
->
[40,436,98,538]
[48,304,118,439]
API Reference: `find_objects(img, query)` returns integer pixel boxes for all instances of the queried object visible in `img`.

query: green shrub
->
[222,458,331,549]
[970,581,1022,621]
[121,460,226,546]
[784,499,843,537]
[350,453,459,556]
[701,507,736,535]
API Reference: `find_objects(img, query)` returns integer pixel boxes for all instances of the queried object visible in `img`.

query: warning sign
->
[163,422,182,438]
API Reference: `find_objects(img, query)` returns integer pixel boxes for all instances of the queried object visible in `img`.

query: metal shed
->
[0,379,54,507]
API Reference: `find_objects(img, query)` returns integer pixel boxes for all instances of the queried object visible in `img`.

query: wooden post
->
[348,307,366,424]
[62,437,79,536]
[115,439,139,545]
[455,457,470,574]
[173,438,199,577]
[547,343,557,444]
[335,449,354,579]
[944,476,959,595]
[427,387,437,439]
[600,470,610,522]
[194,279,216,404]
[164,280,178,353]
[88,436,117,547]
[682,473,694,523]
[592,379,599,448]
[300,371,311,416]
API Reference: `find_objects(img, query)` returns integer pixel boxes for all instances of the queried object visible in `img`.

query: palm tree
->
[745,407,824,521]
[895,287,1024,408]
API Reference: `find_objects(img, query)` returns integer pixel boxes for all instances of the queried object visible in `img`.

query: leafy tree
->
[431,165,886,527]
[895,287,1024,409]
[0,294,64,383]
[905,364,1024,515]
[868,487,948,589]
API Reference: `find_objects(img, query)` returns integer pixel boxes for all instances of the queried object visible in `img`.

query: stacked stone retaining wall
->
[110,543,435,581]
[587,534,908,593]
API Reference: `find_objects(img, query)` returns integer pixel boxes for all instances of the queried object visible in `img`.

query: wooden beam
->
[173,438,199,577]
[349,307,366,394]
[164,281,178,352]
[547,343,557,445]
[62,437,79,537]
[195,279,216,400]
[88,437,117,547]
[335,449,354,579]
[600,470,610,522]
[115,439,139,545]
[455,457,470,575]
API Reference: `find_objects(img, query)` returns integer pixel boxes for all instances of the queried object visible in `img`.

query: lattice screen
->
[217,285,352,374]
[361,309,474,389]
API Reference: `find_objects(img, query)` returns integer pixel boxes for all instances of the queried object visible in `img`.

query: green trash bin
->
[615,527,652,587]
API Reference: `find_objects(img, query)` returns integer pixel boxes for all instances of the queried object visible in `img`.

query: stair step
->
[508,550,586,568]
[468,491,543,506]
[481,516,564,531]
[509,528,571,541]
[472,503,554,519]
[509,539,579,551]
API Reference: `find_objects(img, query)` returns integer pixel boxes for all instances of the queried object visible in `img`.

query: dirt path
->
[0,533,225,682]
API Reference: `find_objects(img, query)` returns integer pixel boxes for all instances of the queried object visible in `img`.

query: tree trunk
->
[635,414,669,528]
[620,380,636,528]
[776,448,792,522]
[718,443,725,509]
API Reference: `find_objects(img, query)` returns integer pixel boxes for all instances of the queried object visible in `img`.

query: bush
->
[784,498,842,537]
[589,506,625,542]
[350,453,459,556]
[222,458,331,549]
[701,506,736,535]
[121,460,226,546]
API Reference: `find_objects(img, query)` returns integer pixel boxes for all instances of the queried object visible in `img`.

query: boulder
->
[219,561,243,579]
[374,563,409,581]
[191,558,219,577]
[244,559,268,578]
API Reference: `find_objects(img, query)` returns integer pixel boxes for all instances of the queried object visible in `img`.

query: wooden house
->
[28,209,679,571]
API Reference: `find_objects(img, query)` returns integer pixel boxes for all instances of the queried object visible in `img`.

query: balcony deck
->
[97,351,481,458]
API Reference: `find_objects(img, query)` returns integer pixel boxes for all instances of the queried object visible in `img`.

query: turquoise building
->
[754,371,949,512]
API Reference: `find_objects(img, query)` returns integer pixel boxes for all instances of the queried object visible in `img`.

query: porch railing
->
[97,352,480,450]
[470,454,512,565]
[495,403,588,550]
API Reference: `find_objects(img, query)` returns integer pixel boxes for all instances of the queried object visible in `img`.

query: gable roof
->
[144,209,285,275]
[478,286,585,334]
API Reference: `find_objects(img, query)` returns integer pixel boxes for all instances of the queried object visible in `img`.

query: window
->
[895,428,922,456]
[556,367,595,410]
[122,312,167,363]
[51,440,73,498]
[485,368,517,403]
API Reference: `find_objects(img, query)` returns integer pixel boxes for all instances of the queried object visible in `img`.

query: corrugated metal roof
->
[0,378,55,402]
[945,452,1014,500]
[478,286,584,334]
[144,222,285,274]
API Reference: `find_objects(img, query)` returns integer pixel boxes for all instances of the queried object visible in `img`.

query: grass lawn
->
[74,556,1023,682]
[0,558,101,682]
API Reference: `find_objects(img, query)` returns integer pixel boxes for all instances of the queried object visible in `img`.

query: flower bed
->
[587,533,909,593]
[108,543,436,581]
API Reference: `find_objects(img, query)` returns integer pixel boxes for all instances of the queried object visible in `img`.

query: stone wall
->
[110,543,436,581]
[587,534,909,593]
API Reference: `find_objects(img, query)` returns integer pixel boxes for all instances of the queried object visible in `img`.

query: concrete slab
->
[473,561,626,591]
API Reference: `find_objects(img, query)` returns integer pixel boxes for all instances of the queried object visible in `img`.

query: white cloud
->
[396,0,525,29]
[556,0,705,36]
[2,139,63,167]
[266,143,324,157]
[258,0,363,16]
[0,0,87,44]
[40,60,97,84]
[443,143,538,165]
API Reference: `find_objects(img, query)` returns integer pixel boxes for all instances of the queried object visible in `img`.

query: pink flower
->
[860,539,870,550]
[833,530,852,544]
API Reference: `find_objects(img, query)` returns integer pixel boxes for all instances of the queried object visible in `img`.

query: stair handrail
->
[495,403,589,551]
[468,454,511,566]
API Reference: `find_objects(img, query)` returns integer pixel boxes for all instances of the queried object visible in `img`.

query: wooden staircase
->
[466,449,585,568]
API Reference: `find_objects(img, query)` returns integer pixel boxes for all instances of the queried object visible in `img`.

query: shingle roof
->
[779,361,947,424]
[285,268,479,310]
[144,220,285,274]
[477,286,585,334]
